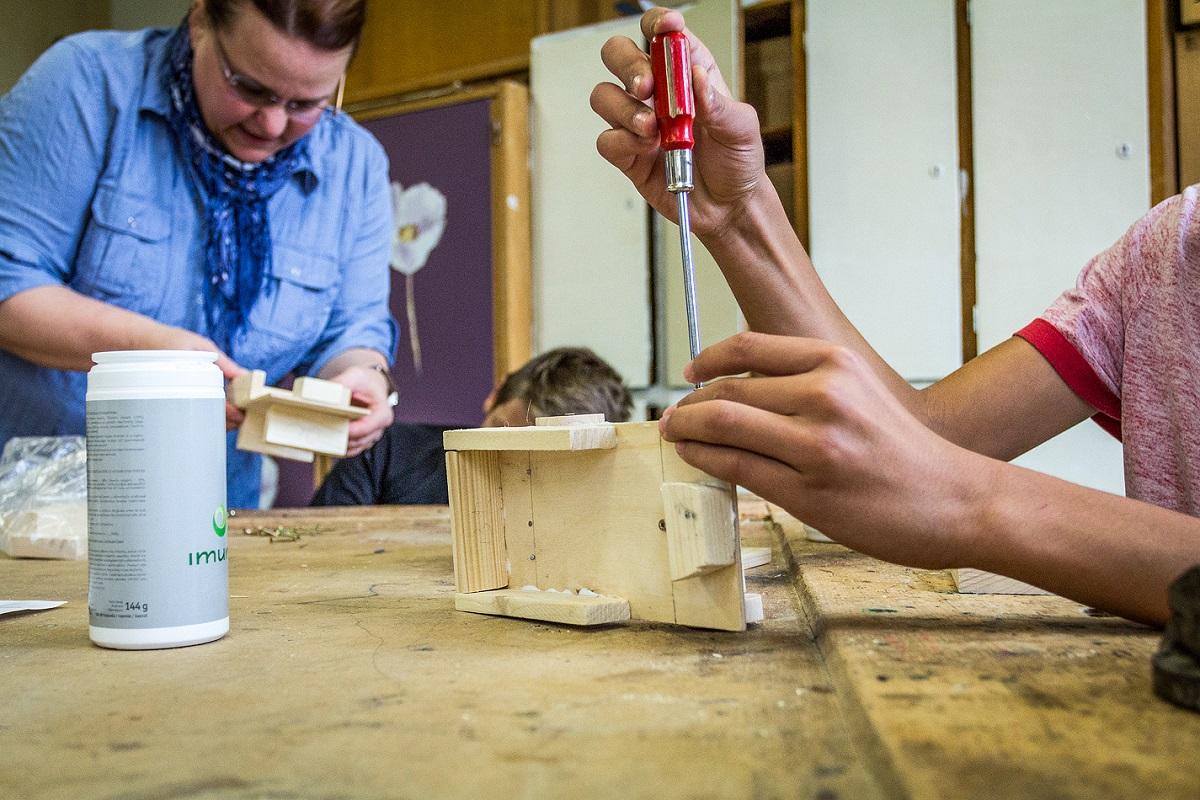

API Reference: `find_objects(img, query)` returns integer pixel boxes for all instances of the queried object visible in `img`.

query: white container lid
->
[87,350,224,400]
[92,350,219,364]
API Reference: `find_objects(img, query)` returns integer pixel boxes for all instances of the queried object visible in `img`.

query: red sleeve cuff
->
[1014,318,1122,441]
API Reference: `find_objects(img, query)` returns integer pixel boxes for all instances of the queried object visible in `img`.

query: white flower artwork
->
[389,180,448,374]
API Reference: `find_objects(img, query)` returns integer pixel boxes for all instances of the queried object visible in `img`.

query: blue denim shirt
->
[0,29,398,507]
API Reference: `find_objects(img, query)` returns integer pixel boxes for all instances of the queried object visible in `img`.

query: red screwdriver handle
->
[650,31,694,152]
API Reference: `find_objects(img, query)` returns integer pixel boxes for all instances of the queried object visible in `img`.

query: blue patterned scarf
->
[164,22,308,352]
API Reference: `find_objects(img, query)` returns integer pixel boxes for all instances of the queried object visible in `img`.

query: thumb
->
[692,62,736,129]
[214,352,247,381]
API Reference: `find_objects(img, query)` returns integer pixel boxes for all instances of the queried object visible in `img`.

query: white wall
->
[806,0,962,382]
[530,16,653,387]
[531,1,742,392]
[972,0,1148,496]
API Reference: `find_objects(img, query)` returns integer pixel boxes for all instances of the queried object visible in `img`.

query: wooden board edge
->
[455,589,630,627]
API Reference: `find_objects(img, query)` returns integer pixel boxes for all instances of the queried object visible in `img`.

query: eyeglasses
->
[211,31,344,121]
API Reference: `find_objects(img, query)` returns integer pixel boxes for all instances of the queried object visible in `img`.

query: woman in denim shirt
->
[0,0,399,508]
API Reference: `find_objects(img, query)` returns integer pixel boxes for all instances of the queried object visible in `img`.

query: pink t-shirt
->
[1015,186,1200,516]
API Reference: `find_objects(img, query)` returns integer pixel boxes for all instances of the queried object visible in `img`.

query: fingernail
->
[628,73,640,94]
[682,363,695,382]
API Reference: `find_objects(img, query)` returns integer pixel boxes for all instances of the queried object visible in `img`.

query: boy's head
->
[483,348,633,427]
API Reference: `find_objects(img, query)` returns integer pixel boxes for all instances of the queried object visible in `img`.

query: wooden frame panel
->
[445,450,507,593]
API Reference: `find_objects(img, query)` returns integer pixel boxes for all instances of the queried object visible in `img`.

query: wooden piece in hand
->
[229,370,366,462]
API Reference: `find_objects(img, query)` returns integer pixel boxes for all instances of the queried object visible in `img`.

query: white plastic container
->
[86,351,228,649]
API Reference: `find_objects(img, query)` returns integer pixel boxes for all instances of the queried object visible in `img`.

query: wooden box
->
[444,418,754,631]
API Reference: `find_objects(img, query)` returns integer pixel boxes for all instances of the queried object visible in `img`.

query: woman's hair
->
[205,0,367,51]
[494,348,634,424]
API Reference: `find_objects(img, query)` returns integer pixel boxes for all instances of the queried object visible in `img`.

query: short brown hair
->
[494,348,633,423]
[206,0,366,51]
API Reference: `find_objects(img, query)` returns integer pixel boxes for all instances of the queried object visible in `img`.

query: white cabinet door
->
[971,0,1148,495]
[806,0,962,382]
[662,0,743,386]
[531,17,652,387]
[531,2,742,390]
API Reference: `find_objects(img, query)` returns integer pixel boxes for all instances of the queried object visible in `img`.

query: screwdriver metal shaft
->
[676,191,701,363]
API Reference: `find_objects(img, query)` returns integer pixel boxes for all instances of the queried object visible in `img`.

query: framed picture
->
[354,81,533,428]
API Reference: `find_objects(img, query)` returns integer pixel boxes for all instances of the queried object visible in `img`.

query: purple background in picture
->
[366,98,496,427]
[271,99,495,508]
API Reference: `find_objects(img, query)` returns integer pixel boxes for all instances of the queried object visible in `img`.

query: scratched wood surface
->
[766,507,1200,800]
[4,502,1197,800]
[0,505,876,800]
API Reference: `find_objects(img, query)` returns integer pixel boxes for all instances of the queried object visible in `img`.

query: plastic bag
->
[0,436,87,560]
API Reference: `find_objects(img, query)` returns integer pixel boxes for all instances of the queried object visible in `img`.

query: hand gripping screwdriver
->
[650,31,701,384]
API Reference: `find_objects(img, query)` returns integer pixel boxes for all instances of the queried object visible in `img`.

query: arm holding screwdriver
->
[591,7,1200,625]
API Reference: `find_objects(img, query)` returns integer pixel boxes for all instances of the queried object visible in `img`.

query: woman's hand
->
[660,332,993,570]
[325,363,395,456]
[147,325,247,430]
[591,6,768,238]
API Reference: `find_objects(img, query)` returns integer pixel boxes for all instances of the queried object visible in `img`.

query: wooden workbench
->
[2,503,1197,799]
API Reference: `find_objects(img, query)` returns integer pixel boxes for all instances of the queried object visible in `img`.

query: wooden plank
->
[232,371,367,419]
[951,567,1052,596]
[243,391,367,420]
[770,507,1200,799]
[662,482,737,581]
[2,504,87,560]
[229,370,266,408]
[662,438,746,632]
[741,546,772,569]
[956,0,978,360]
[292,376,350,406]
[534,413,605,426]
[442,424,617,452]
[264,405,351,457]
[455,588,630,626]
[445,450,507,593]
[237,407,314,463]
[499,449,537,588]
[1147,0,1178,204]
[1177,31,1200,188]
[528,422,677,622]
[490,80,533,383]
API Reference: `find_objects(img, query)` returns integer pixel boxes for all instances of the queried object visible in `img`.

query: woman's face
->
[189,1,351,163]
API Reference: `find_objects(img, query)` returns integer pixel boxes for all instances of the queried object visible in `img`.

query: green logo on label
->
[212,505,227,538]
